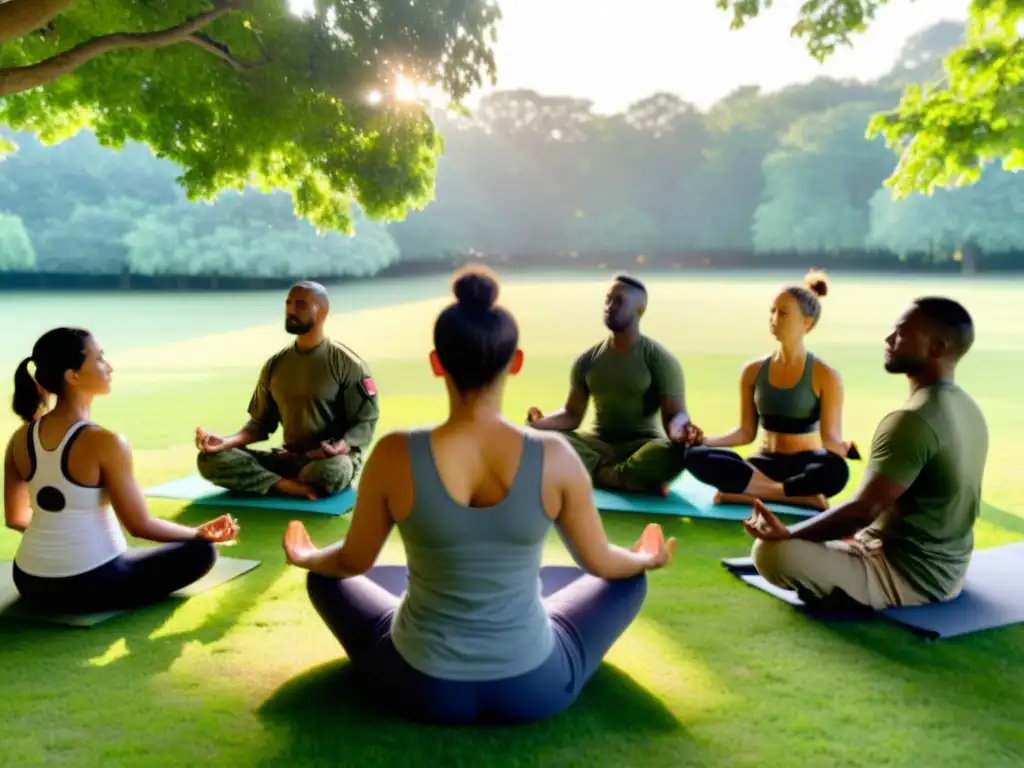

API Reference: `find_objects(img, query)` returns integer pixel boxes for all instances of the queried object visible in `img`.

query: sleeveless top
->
[753,353,821,435]
[14,420,128,578]
[390,428,557,681]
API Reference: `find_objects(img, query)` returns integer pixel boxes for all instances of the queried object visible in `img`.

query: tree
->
[752,102,894,254]
[717,0,1023,195]
[867,168,1024,271]
[0,211,36,270]
[0,0,501,232]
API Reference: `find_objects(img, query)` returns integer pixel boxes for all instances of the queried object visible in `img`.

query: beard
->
[604,313,630,333]
[285,317,313,335]
[884,352,927,375]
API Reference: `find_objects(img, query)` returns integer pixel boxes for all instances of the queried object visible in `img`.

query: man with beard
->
[744,297,989,610]
[526,274,703,494]
[194,281,379,500]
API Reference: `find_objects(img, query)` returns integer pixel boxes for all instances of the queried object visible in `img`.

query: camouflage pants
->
[196,447,356,497]
[561,431,689,493]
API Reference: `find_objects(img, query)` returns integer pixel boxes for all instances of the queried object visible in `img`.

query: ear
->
[429,350,445,377]
[509,349,524,375]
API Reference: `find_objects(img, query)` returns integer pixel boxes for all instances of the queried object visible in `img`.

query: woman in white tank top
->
[4,327,240,613]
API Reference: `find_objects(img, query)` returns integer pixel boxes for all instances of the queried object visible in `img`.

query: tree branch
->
[0,1,257,97]
[0,0,74,45]
[187,32,271,71]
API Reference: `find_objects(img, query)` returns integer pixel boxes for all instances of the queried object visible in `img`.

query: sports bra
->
[752,353,821,435]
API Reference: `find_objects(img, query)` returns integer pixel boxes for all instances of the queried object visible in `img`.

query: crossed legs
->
[197,447,355,498]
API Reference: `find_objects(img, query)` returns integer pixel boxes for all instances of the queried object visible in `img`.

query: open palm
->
[282,520,318,568]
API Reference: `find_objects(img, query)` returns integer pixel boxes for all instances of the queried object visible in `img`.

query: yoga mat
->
[367,564,585,598]
[0,556,261,628]
[144,474,355,516]
[725,542,1024,639]
[593,473,817,521]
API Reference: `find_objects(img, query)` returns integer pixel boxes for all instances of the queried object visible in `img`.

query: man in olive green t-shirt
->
[195,281,379,500]
[745,297,989,609]
[527,274,704,494]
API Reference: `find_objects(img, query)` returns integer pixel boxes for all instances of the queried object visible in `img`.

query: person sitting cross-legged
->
[744,297,988,611]
[282,266,675,726]
[195,280,379,500]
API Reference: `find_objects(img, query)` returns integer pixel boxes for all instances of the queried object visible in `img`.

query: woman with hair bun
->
[4,327,239,614]
[282,265,674,725]
[686,270,855,511]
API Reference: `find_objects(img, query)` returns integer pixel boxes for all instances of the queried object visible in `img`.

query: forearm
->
[664,410,690,435]
[304,540,364,579]
[228,420,267,449]
[532,409,581,431]
[130,517,199,543]
[593,545,653,579]
[822,437,847,456]
[788,499,874,542]
[340,419,376,452]
[5,516,28,533]
[703,428,754,448]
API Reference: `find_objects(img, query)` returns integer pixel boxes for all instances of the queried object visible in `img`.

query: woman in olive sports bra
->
[686,271,856,511]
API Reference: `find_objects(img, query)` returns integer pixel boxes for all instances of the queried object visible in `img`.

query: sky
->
[484,0,970,112]
[288,0,971,112]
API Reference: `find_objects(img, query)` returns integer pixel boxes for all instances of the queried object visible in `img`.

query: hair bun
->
[452,266,499,312]
[803,269,829,298]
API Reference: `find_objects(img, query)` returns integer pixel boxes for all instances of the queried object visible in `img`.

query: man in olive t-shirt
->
[746,297,988,609]
[527,274,704,494]
[195,281,379,500]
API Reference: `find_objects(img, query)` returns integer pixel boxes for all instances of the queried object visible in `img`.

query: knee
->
[750,539,799,586]
[611,571,649,611]
[300,456,354,495]
[305,570,335,604]
[196,450,228,478]
[183,538,218,577]
[824,453,851,497]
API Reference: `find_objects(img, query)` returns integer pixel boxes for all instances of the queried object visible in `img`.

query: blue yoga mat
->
[721,542,1024,639]
[593,473,817,521]
[366,564,585,598]
[144,474,355,516]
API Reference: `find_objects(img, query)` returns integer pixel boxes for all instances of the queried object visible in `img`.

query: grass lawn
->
[1,270,1022,768]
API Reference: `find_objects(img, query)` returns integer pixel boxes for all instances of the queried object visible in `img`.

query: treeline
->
[1,21,1021,283]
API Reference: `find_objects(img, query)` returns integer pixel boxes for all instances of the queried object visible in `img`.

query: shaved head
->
[285,280,330,335]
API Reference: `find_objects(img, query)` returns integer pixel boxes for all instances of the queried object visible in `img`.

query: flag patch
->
[362,377,377,396]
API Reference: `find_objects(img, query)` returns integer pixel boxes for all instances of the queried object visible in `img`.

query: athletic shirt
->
[14,420,128,578]
[570,335,685,442]
[390,429,556,681]
[753,353,821,435]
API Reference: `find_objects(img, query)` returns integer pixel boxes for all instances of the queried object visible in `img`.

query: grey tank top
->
[390,428,557,681]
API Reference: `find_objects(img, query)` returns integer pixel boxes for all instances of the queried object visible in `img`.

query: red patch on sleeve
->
[362,377,377,396]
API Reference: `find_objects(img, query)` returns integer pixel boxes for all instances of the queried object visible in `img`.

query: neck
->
[50,394,92,422]
[295,328,325,350]
[909,363,955,392]
[776,340,806,362]
[446,385,505,425]
[611,325,639,350]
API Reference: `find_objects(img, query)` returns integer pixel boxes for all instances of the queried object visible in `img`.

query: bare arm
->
[299,433,399,577]
[549,436,655,578]
[3,435,31,532]
[531,386,589,432]
[816,363,848,456]
[100,433,202,542]
[788,411,936,542]
[702,362,759,448]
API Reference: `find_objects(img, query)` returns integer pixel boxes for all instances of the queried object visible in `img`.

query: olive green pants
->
[560,431,689,493]
[196,447,356,497]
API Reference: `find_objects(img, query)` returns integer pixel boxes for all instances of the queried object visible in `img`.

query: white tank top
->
[14,420,128,578]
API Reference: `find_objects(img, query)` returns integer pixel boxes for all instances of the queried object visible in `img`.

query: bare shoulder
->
[537,430,584,476]
[81,425,131,459]
[366,430,409,465]
[740,356,766,381]
[812,356,843,386]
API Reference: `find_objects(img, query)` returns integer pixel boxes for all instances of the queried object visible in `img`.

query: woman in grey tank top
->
[686,271,856,511]
[282,266,675,725]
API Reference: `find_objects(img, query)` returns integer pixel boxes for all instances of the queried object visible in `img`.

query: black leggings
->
[13,539,217,613]
[686,447,850,498]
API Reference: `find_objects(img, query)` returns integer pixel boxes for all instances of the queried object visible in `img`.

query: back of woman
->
[391,424,555,680]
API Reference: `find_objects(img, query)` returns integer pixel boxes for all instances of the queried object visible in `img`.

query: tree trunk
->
[0,0,74,45]
[959,240,979,274]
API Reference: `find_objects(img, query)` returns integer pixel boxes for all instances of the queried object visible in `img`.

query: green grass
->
[1,271,1023,768]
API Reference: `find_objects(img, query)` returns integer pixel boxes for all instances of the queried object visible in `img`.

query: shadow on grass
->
[256,659,691,767]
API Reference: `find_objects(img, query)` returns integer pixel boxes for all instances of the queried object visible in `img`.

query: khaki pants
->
[751,537,939,610]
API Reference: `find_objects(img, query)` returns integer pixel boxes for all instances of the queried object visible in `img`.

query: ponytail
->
[12,357,43,422]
